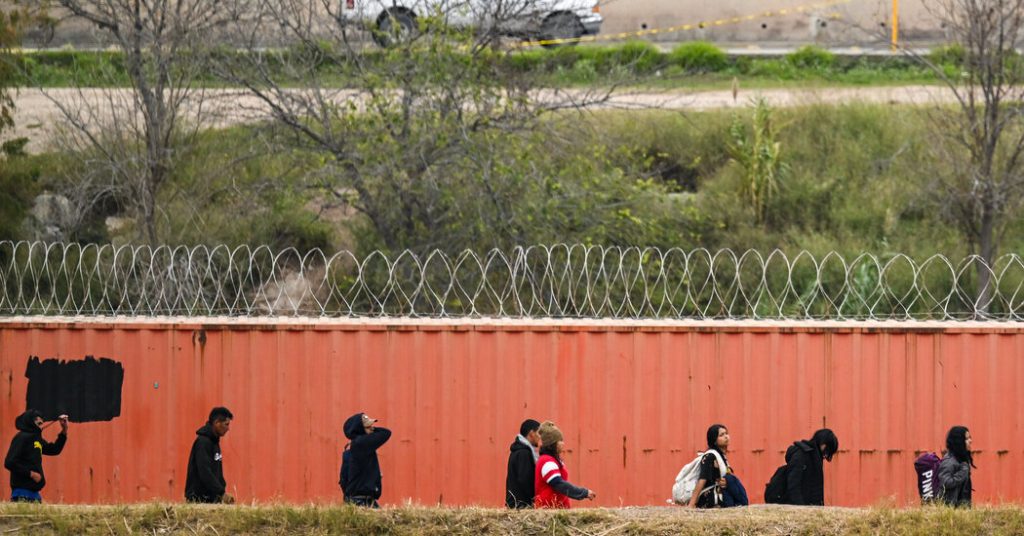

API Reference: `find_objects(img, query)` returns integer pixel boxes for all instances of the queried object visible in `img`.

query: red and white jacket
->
[535,454,571,508]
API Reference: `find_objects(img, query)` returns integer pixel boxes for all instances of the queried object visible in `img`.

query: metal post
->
[891,0,900,51]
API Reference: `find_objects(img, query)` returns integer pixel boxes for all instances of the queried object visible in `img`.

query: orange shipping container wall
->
[1,319,1022,506]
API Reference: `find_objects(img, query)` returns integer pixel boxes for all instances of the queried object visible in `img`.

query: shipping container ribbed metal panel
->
[0,318,1021,506]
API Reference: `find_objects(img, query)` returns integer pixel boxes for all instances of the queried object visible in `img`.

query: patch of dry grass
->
[0,503,1021,535]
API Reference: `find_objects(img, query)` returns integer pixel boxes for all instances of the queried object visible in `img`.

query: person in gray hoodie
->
[938,426,974,508]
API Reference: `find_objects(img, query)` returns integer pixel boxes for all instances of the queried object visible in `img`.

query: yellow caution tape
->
[513,0,852,48]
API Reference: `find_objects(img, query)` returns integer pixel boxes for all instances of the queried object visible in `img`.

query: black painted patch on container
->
[25,356,124,423]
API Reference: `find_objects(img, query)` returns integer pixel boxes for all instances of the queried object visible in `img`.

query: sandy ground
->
[5,85,954,154]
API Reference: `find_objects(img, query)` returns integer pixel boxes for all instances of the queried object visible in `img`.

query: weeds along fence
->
[2,240,1024,320]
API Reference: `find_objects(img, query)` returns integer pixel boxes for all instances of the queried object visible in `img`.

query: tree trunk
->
[976,208,997,317]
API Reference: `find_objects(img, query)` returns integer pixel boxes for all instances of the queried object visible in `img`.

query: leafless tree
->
[912,0,1024,312]
[214,0,616,252]
[38,0,249,244]
[1,2,40,137]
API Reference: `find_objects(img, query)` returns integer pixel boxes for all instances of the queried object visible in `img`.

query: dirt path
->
[6,85,953,153]
[0,502,1013,535]
[605,84,951,109]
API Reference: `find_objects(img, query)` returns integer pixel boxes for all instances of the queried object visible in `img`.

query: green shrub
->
[260,205,335,252]
[569,58,598,82]
[928,43,965,67]
[668,41,729,72]
[505,49,546,72]
[744,59,801,79]
[727,98,786,224]
[611,40,665,74]
[15,50,128,86]
[0,150,42,240]
[785,45,835,70]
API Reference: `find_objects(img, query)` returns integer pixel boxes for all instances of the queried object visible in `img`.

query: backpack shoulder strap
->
[706,450,728,479]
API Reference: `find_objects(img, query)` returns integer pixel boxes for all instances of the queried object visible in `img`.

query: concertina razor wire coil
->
[2,240,1024,320]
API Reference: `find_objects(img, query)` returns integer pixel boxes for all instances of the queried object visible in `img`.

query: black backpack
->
[764,464,788,503]
[339,445,353,494]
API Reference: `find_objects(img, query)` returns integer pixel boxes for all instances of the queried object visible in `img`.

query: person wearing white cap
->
[340,412,392,507]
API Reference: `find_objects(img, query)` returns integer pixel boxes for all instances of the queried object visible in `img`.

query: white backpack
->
[670,450,727,505]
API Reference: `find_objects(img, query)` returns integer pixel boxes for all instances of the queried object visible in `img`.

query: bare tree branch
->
[37,0,252,244]
[910,0,1024,314]
[214,0,618,252]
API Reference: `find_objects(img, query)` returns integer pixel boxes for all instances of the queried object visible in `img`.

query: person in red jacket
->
[533,421,596,509]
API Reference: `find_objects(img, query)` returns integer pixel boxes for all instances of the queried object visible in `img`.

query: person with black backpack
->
[937,426,974,508]
[764,429,839,506]
[339,413,392,508]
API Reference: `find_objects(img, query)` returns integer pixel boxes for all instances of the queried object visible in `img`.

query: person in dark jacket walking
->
[782,428,839,506]
[340,413,391,507]
[506,419,541,508]
[938,426,974,508]
[185,407,234,504]
[4,410,68,502]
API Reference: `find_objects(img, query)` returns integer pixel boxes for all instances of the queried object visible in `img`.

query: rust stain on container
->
[0,319,1021,506]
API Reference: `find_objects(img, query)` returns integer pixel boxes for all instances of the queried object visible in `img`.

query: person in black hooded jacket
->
[505,419,540,508]
[4,410,68,502]
[184,407,234,504]
[339,412,391,507]
[782,428,839,506]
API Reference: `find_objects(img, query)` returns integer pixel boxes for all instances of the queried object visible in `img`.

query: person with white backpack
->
[672,424,749,508]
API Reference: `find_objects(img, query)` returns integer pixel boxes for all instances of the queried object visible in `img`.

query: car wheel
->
[540,12,584,48]
[373,9,416,48]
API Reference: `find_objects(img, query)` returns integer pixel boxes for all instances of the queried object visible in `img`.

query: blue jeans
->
[10,488,42,503]
[721,474,749,507]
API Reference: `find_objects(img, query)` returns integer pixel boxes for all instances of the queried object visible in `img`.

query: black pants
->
[345,495,380,508]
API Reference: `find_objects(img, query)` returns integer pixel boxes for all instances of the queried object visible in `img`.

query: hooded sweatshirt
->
[339,414,391,500]
[4,410,66,493]
[783,440,825,505]
[505,435,538,508]
[184,424,226,503]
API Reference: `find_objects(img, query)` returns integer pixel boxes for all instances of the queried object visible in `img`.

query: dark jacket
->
[505,436,537,508]
[339,415,391,500]
[4,411,66,493]
[783,440,825,505]
[937,454,972,507]
[184,424,226,503]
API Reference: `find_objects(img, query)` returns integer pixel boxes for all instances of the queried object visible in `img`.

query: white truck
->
[339,0,603,47]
